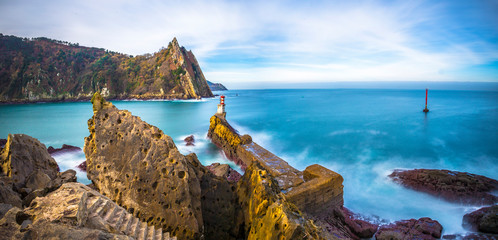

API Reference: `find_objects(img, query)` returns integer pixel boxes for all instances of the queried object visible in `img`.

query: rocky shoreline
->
[1,92,497,239]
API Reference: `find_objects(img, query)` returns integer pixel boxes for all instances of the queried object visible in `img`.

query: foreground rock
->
[1,182,176,239]
[463,205,498,234]
[389,169,498,205]
[206,163,241,182]
[375,217,443,240]
[47,144,81,155]
[0,134,59,190]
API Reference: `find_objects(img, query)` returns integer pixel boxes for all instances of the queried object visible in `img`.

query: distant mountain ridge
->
[0,34,213,102]
[207,80,227,91]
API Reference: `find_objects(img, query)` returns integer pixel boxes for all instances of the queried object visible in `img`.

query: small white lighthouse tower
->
[217,95,226,118]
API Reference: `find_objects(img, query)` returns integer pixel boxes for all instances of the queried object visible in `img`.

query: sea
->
[1,87,497,235]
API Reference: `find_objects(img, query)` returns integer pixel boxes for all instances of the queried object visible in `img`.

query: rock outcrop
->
[84,92,241,239]
[184,135,195,146]
[84,92,204,239]
[208,114,344,215]
[47,144,82,155]
[375,217,443,240]
[463,205,498,234]
[389,169,498,205]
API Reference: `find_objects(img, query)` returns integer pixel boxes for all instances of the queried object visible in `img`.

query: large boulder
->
[389,169,498,205]
[375,217,443,240]
[206,163,242,182]
[0,134,59,190]
[463,205,498,234]
[0,175,21,208]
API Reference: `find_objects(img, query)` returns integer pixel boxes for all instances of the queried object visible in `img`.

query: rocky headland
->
[207,81,228,91]
[389,169,498,205]
[0,34,213,103]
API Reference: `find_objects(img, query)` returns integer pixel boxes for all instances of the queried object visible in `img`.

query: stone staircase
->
[86,195,176,240]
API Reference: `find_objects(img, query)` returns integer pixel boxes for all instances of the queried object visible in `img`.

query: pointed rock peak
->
[171,37,180,47]
[90,92,113,113]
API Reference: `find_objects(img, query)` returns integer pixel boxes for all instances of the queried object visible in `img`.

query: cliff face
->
[0,34,213,102]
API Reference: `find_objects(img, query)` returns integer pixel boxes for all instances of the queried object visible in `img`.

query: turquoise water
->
[1,89,497,235]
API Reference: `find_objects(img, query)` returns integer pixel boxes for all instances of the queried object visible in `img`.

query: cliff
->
[0,34,213,103]
[207,81,228,91]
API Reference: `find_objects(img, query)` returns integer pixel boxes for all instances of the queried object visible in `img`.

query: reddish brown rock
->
[389,169,498,205]
[463,205,498,234]
[206,163,241,182]
[47,144,81,155]
[76,161,87,172]
[375,217,443,240]
[184,135,195,146]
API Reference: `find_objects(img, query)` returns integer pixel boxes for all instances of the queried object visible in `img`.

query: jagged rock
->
[184,135,195,146]
[236,161,324,239]
[375,217,443,240]
[333,207,378,238]
[0,176,22,208]
[84,92,203,239]
[0,138,6,148]
[0,134,59,190]
[389,169,498,205]
[47,144,81,155]
[206,163,242,182]
[463,205,498,234]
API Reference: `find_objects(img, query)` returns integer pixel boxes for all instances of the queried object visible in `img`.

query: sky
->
[1,0,497,89]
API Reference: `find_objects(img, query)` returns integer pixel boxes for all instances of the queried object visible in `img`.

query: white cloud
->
[0,0,497,87]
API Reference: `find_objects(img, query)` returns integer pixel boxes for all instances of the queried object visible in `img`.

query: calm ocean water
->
[1,88,497,235]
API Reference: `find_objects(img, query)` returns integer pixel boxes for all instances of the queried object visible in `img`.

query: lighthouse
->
[217,95,226,118]
[423,88,429,113]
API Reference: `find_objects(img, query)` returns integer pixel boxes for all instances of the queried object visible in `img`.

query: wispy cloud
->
[1,0,497,88]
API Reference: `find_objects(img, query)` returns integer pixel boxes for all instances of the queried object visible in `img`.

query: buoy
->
[423,88,429,113]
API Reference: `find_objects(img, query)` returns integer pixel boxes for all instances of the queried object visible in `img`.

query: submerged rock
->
[47,144,81,155]
[463,205,498,234]
[184,135,195,146]
[375,217,443,240]
[389,169,498,205]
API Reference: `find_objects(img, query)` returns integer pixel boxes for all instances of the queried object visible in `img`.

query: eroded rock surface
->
[236,161,325,239]
[390,169,498,205]
[375,217,443,240]
[85,92,203,239]
[463,205,498,234]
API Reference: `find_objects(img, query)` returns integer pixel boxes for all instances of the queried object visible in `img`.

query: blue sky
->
[1,0,497,88]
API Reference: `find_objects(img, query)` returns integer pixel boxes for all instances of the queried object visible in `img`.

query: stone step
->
[118,211,133,233]
[110,208,126,230]
[87,197,104,214]
[154,227,162,240]
[138,221,148,240]
[96,200,113,217]
[131,216,141,238]
[103,205,119,222]
[147,225,155,240]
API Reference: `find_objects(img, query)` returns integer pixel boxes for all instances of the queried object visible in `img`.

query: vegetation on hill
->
[0,34,212,102]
